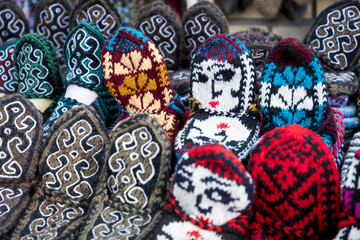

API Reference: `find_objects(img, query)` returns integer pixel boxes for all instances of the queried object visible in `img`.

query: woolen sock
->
[33,0,71,76]
[9,105,108,239]
[78,113,171,239]
[253,0,282,19]
[334,225,360,240]
[329,95,349,108]
[135,1,185,71]
[0,38,19,94]
[146,143,255,240]
[70,0,122,38]
[325,71,359,96]
[0,1,29,44]
[0,93,43,237]
[183,1,229,60]
[305,0,360,71]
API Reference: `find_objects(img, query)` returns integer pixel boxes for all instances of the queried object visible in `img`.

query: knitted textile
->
[135,1,185,70]
[325,71,359,96]
[10,105,108,239]
[14,33,63,100]
[248,124,343,239]
[329,95,349,108]
[0,38,18,94]
[102,27,185,146]
[183,1,229,60]
[233,27,282,94]
[33,0,71,74]
[335,102,357,118]
[0,94,42,237]
[357,96,360,118]
[344,117,360,130]
[169,68,190,96]
[148,144,255,240]
[334,225,360,240]
[70,0,122,38]
[332,108,345,169]
[0,1,29,45]
[78,113,171,239]
[305,0,360,71]
[253,0,282,19]
[260,38,328,132]
[282,0,308,22]
[345,128,358,148]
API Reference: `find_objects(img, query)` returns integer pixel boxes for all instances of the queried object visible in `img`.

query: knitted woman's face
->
[173,163,251,225]
[191,58,241,111]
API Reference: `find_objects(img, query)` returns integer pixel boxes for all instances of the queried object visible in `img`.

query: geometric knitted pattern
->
[14,33,63,100]
[260,38,328,131]
[325,71,359,96]
[332,108,345,169]
[135,1,185,70]
[0,38,18,94]
[190,34,256,113]
[183,1,229,60]
[33,0,71,74]
[175,108,260,161]
[148,143,255,240]
[0,1,29,45]
[78,113,171,239]
[70,0,122,39]
[329,95,349,108]
[334,225,360,240]
[248,124,342,239]
[341,131,360,221]
[305,0,360,71]
[9,105,108,239]
[102,27,185,146]
[0,94,43,237]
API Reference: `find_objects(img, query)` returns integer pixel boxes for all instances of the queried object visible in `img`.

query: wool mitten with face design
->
[9,105,108,239]
[0,94,43,237]
[77,113,171,240]
[102,27,185,146]
[144,143,254,240]
[0,38,19,96]
[175,34,259,161]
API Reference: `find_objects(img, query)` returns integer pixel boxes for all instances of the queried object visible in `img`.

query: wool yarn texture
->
[70,0,122,39]
[282,0,308,22]
[182,1,229,60]
[14,33,63,101]
[260,37,328,132]
[329,95,349,108]
[175,33,260,161]
[9,105,109,239]
[332,108,345,169]
[0,38,18,94]
[135,1,186,71]
[78,113,171,240]
[305,0,360,71]
[102,27,185,146]
[247,124,346,239]
[334,224,360,240]
[0,1,29,45]
[147,143,255,240]
[325,71,359,97]
[0,94,43,237]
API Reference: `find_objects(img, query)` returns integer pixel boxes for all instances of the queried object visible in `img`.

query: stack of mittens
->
[102,27,186,147]
[175,33,261,162]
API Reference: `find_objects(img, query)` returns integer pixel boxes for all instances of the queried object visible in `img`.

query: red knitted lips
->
[247,124,342,239]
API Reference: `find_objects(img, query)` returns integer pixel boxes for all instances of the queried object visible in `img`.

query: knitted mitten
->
[78,113,171,239]
[9,105,108,239]
[325,71,359,97]
[0,1,29,44]
[0,38,19,95]
[146,143,255,240]
[329,95,349,108]
[305,0,360,71]
[102,27,185,146]
[0,93,43,237]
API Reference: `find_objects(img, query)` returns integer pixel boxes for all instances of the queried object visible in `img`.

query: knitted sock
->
[332,108,345,169]
[253,0,282,19]
[102,27,185,146]
[0,1,29,44]
[329,95,349,108]
[0,93,43,237]
[248,124,345,239]
[260,38,328,132]
[9,105,108,239]
[0,38,18,95]
[78,113,171,239]
[33,0,71,76]
[305,0,360,71]
[135,1,185,71]
[335,102,357,118]
[334,225,360,240]
[344,117,360,129]
[325,71,359,96]
[183,1,229,60]
[70,0,122,39]
[147,143,254,240]
[282,0,308,21]
[13,33,64,113]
